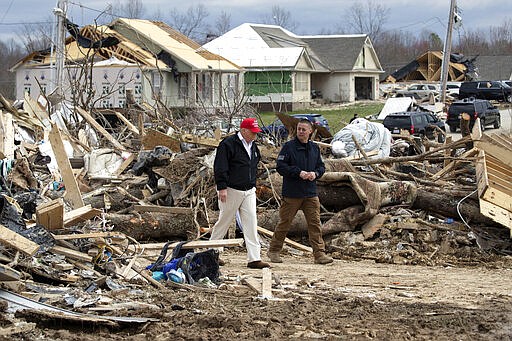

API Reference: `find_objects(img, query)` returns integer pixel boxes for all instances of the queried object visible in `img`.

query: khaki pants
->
[269,196,325,256]
[209,187,261,262]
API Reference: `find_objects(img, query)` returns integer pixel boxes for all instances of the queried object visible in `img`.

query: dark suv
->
[262,113,330,141]
[446,98,500,132]
[458,81,512,102]
[382,111,446,142]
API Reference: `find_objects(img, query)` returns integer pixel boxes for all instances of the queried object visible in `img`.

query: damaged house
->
[382,50,477,83]
[10,18,243,112]
[203,23,383,111]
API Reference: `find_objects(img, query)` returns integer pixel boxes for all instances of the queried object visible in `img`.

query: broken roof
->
[203,23,309,69]
[11,18,241,73]
[112,18,240,72]
[204,23,382,73]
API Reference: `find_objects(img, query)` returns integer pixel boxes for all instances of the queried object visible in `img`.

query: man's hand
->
[218,189,228,203]
[307,171,317,181]
[300,171,317,181]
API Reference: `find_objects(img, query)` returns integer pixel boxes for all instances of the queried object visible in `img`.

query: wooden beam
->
[63,205,102,227]
[114,111,139,135]
[0,263,22,281]
[75,107,127,151]
[142,128,181,152]
[0,224,40,256]
[180,133,220,148]
[23,92,50,128]
[257,226,313,253]
[113,153,135,176]
[0,111,15,159]
[50,245,93,262]
[48,123,85,209]
[133,205,193,214]
[132,238,245,251]
[53,232,126,241]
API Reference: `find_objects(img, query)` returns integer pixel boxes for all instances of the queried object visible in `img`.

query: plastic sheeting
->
[331,118,391,158]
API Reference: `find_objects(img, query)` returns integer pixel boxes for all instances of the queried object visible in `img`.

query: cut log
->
[413,188,499,226]
[105,212,197,240]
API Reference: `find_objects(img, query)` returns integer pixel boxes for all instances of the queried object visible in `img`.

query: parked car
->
[382,111,446,142]
[395,84,439,99]
[499,80,512,88]
[445,82,462,97]
[446,98,501,132]
[458,81,512,102]
[261,113,330,142]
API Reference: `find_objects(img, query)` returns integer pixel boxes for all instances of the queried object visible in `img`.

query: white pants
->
[209,187,261,262]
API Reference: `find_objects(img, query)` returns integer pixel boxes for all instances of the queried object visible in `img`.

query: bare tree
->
[211,11,232,38]
[488,18,512,54]
[16,16,53,53]
[260,5,298,31]
[104,0,146,22]
[343,0,390,42]
[0,39,24,99]
[167,4,209,42]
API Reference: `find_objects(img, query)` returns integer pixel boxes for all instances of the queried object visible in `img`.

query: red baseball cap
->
[240,118,262,133]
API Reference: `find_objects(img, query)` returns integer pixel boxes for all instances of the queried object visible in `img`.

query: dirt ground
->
[6,245,512,341]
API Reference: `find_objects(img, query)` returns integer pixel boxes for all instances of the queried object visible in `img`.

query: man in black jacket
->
[267,119,333,264]
[210,118,270,269]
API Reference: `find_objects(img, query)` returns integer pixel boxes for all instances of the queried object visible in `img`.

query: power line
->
[0,0,15,24]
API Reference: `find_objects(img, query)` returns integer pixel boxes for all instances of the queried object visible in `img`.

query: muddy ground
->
[5,245,512,341]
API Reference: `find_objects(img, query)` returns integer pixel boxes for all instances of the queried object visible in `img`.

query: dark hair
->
[298,118,313,127]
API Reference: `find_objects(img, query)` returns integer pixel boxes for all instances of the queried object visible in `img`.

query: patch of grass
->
[257,101,384,134]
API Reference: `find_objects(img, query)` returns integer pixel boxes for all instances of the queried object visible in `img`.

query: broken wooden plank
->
[23,92,50,128]
[241,277,261,295]
[257,226,313,253]
[114,111,139,135]
[180,133,220,148]
[133,205,193,214]
[0,263,22,281]
[63,205,102,227]
[361,214,389,240]
[479,198,512,234]
[75,107,127,151]
[142,128,181,152]
[36,198,64,230]
[50,245,93,262]
[131,238,245,251]
[0,224,40,256]
[53,263,74,271]
[433,147,478,180]
[53,231,126,241]
[113,153,135,176]
[261,267,272,299]
[0,111,15,159]
[48,123,85,209]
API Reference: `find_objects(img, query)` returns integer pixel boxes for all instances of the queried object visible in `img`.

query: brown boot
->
[267,251,283,263]
[314,252,333,264]
[247,260,271,269]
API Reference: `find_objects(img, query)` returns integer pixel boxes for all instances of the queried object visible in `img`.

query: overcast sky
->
[1,0,511,43]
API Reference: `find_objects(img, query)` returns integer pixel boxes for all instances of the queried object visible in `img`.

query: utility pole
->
[50,0,68,107]
[440,0,456,105]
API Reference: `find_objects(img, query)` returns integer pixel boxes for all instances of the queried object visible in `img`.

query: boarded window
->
[245,71,292,96]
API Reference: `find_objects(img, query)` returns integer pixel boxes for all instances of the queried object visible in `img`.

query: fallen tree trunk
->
[412,189,496,226]
[105,212,197,241]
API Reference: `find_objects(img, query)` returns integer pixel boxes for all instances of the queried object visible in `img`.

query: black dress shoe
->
[247,260,270,269]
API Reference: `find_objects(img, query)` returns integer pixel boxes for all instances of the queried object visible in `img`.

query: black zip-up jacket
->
[276,137,325,198]
[214,133,260,191]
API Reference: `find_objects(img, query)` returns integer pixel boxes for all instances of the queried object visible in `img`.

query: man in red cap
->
[209,118,270,269]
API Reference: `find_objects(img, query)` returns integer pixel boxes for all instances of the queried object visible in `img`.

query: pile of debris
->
[0,92,510,334]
